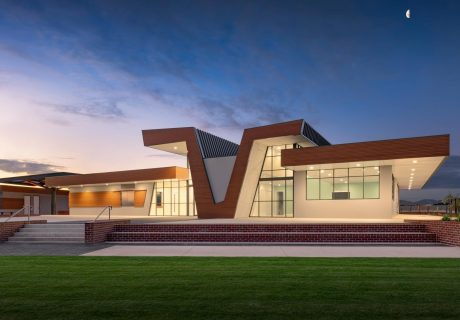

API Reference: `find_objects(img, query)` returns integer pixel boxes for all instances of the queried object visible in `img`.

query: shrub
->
[441,214,451,221]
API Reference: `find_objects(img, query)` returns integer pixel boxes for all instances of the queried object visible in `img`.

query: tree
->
[443,193,459,214]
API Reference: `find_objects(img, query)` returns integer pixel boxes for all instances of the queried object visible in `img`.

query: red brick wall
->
[406,220,460,246]
[108,232,436,243]
[0,220,47,242]
[107,223,436,243]
[112,223,427,233]
[85,220,130,244]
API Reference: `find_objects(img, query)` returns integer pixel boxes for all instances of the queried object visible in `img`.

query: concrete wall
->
[234,142,267,218]
[203,156,236,203]
[68,183,153,217]
[392,176,400,214]
[294,165,394,219]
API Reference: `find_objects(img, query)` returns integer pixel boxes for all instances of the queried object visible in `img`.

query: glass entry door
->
[149,180,196,216]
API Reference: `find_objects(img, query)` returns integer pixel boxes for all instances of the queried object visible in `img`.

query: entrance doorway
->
[24,196,40,215]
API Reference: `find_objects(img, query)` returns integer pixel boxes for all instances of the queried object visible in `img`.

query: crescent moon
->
[406,9,411,19]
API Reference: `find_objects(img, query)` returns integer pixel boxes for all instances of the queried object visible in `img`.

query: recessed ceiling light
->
[411,168,416,171]
[309,166,314,170]
[105,183,109,186]
[374,166,378,170]
[320,170,325,173]
[328,173,332,176]
[356,163,361,167]
[412,160,418,164]
[410,173,414,176]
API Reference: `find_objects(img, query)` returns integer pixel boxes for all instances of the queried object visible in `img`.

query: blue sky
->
[0,0,459,200]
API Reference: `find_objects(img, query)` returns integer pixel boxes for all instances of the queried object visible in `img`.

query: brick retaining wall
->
[0,220,47,242]
[112,223,427,233]
[108,231,436,243]
[85,220,131,244]
[107,223,436,243]
[406,220,460,246]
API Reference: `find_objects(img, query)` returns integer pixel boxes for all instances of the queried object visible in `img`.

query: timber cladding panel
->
[134,190,147,207]
[46,167,188,187]
[70,191,122,208]
[0,185,68,195]
[143,120,305,218]
[0,198,24,210]
[281,134,450,166]
[69,190,147,208]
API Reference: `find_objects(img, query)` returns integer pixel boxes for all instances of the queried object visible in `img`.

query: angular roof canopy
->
[142,119,330,158]
[281,134,449,190]
[0,172,76,187]
[45,167,189,187]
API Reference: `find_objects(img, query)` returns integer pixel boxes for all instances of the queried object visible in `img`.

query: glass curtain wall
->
[149,179,196,216]
[250,145,294,217]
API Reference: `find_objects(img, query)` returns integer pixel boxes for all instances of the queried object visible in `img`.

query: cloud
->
[188,94,295,131]
[45,100,126,121]
[424,155,460,189]
[46,117,71,126]
[0,159,63,174]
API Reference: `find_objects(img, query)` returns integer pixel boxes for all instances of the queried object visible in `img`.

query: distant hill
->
[400,199,442,205]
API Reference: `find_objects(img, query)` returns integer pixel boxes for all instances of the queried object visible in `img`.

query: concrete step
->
[8,240,85,244]
[8,223,86,244]
[23,224,85,229]
[14,232,84,237]
[18,228,85,233]
[8,236,84,242]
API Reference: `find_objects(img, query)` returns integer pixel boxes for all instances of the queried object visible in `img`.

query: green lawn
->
[1,257,460,320]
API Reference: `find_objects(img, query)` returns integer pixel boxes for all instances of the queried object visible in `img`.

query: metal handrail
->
[4,206,31,223]
[94,206,112,221]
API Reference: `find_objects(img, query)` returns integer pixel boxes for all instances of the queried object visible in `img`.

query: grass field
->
[1,257,460,320]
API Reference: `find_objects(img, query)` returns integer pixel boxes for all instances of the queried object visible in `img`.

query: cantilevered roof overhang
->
[281,134,450,190]
[45,166,189,187]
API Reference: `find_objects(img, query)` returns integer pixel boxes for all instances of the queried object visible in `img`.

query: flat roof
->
[45,166,189,187]
[281,134,450,190]
[0,172,77,187]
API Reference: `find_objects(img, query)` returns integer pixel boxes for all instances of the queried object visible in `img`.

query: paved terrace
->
[0,214,443,224]
[1,243,460,257]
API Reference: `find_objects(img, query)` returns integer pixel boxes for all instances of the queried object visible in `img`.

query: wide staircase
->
[8,223,85,244]
[107,223,438,244]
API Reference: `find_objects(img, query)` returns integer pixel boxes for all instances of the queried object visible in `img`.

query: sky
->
[0,0,459,201]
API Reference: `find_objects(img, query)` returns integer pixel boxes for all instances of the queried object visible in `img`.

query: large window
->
[251,145,294,217]
[149,180,196,216]
[306,166,380,200]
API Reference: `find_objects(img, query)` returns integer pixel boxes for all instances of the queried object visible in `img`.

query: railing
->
[400,204,449,214]
[4,206,31,223]
[94,206,112,221]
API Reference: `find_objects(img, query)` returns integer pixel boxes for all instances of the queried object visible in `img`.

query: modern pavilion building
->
[45,119,449,220]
